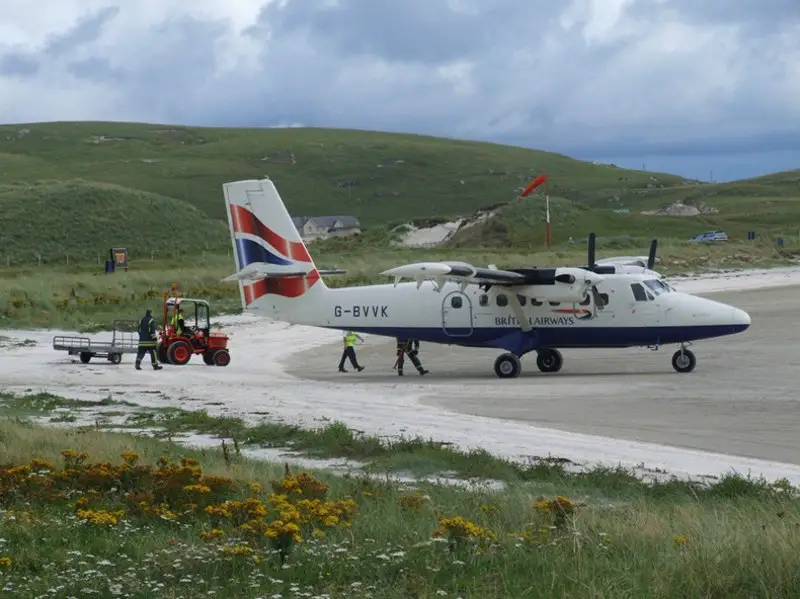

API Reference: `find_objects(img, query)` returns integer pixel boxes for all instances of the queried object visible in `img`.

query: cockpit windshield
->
[643,278,670,295]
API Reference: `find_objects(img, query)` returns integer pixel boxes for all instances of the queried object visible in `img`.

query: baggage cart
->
[52,319,140,364]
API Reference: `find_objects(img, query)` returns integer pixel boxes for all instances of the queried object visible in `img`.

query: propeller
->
[585,233,616,275]
[647,239,658,270]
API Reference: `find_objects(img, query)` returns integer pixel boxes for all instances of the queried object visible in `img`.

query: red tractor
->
[156,285,231,367]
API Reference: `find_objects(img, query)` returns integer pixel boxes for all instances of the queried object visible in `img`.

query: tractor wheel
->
[212,349,231,367]
[202,352,215,366]
[167,341,192,365]
[156,343,168,364]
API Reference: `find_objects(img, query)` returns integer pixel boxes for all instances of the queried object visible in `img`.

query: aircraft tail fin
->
[222,178,327,312]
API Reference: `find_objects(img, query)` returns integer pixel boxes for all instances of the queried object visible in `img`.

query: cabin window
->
[531,298,543,306]
[517,295,527,305]
[496,294,508,307]
[599,293,609,305]
[479,294,488,306]
[549,301,560,306]
[630,283,648,302]
[451,296,462,309]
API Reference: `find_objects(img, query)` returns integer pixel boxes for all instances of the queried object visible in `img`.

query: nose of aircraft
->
[731,307,751,329]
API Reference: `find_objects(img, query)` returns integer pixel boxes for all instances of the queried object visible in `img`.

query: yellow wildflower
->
[0,557,11,569]
[534,496,576,515]
[76,508,125,526]
[120,451,139,464]
[29,458,54,471]
[397,492,427,511]
[220,545,253,555]
[434,516,496,543]
[183,484,211,494]
[200,529,225,541]
[674,534,689,547]
[265,520,302,544]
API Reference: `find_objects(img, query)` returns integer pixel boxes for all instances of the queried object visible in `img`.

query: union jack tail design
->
[223,179,326,308]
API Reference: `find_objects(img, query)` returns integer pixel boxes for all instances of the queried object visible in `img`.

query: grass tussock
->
[1,418,800,597]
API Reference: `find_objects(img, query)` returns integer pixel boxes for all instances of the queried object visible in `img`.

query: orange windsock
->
[519,173,547,198]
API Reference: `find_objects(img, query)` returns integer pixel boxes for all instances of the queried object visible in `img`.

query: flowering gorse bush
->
[0,449,356,565]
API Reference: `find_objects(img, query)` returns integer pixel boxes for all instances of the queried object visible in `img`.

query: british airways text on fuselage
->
[334,305,388,318]
[495,315,576,326]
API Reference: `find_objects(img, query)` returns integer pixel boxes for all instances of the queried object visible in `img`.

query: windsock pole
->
[545,171,551,247]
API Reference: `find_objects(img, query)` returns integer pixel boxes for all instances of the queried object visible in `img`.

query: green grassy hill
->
[0,180,228,265]
[0,121,689,226]
[447,168,800,251]
[0,121,797,264]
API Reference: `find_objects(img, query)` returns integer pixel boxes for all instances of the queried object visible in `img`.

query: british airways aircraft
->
[221,178,751,378]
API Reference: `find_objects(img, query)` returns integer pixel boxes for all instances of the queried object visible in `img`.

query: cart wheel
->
[167,341,192,365]
[203,352,215,366]
[108,353,122,365]
[212,349,231,367]
[79,352,92,364]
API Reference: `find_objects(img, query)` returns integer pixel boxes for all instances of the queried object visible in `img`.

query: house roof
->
[291,215,360,229]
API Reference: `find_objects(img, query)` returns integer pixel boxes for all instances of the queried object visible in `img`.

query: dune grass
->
[2,412,800,598]
[1,234,793,332]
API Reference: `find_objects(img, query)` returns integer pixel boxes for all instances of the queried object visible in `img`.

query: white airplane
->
[221,178,751,378]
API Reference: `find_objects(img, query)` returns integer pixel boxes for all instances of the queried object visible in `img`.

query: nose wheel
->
[671,348,696,373]
[494,353,522,378]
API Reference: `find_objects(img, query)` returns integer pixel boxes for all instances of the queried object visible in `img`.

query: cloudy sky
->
[1,0,798,181]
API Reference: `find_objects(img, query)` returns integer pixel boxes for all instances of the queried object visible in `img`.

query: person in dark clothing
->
[136,309,162,370]
[395,338,428,376]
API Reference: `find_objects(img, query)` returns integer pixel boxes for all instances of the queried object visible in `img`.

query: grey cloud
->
[653,0,800,28]
[250,0,562,64]
[66,57,124,83]
[0,6,120,79]
[0,53,39,76]
[44,6,121,57]
[0,0,797,181]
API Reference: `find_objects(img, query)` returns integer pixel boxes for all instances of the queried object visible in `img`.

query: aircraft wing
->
[595,256,649,268]
[380,261,526,289]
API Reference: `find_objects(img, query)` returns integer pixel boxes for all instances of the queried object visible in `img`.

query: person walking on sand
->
[394,337,428,376]
[338,330,365,372]
[136,308,162,370]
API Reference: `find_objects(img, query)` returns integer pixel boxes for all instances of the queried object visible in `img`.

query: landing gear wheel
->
[108,353,122,365]
[167,341,192,365]
[536,349,563,373]
[212,349,231,367]
[494,353,521,378]
[672,349,696,373]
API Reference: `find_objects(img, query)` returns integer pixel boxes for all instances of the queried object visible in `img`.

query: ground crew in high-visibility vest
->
[394,337,428,376]
[171,306,190,337]
[135,309,162,370]
[338,330,365,372]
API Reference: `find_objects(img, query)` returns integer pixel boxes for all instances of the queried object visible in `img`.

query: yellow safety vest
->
[344,332,357,347]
